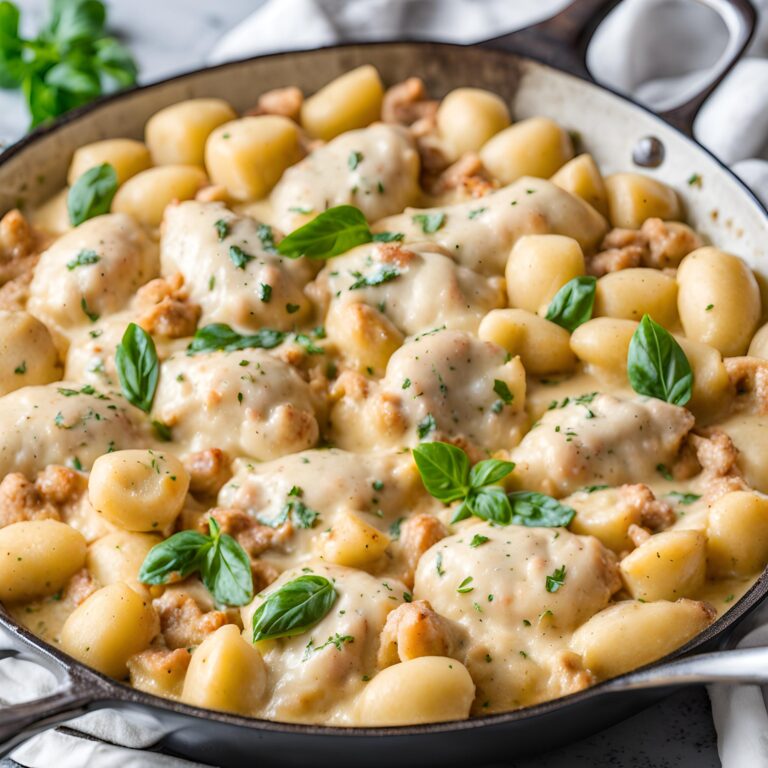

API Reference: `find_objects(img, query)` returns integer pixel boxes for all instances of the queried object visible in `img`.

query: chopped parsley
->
[469,534,489,548]
[66,249,100,270]
[456,576,474,594]
[545,565,567,593]
[214,219,230,241]
[229,245,255,270]
[412,212,445,234]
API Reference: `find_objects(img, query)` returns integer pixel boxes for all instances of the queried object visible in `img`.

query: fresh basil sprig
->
[545,276,596,332]
[139,518,253,607]
[508,491,575,528]
[627,314,693,406]
[278,205,373,260]
[413,441,575,528]
[412,441,515,524]
[0,0,138,129]
[187,323,286,354]
[115,322,158,413]
[67,162,118,226]
[252,574,337,642]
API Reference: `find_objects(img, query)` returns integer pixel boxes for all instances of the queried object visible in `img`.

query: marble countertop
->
[0,1,723,766]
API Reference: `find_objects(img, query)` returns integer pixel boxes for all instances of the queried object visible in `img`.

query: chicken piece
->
[270,123,420,232]
[382,77,438,126]
[588,227,646,276]
[377,600,464,668]
[376,178,607,276]
[128,647,191,699]
[0,465,86,528]
[246,86,304,122]
[512,394,695,497]
[641,218,703,269]
[181,506,293,560]
[589,219,703,276]
[330,329,527,453]
[428,152,496,199]
[183,448,232,498]
[622,483,676,531]
[0,209,39,286]
[627,523,652,548]
[63,568,98,606]
[398,513,448,587]
[725,356,768,415]
[547,650,596,698]
[153,589,229,650]
[134,273,202,339]
[0,269,34,311]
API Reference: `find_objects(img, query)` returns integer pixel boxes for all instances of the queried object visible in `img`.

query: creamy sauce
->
[3,105,765,729]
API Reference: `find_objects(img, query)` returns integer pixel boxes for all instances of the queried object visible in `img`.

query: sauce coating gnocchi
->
[2,66,766,730]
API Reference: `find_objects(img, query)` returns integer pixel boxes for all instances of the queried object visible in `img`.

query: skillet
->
[2,0,768,764]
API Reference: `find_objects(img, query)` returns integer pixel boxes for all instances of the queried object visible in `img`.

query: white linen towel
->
[2,1,768,766]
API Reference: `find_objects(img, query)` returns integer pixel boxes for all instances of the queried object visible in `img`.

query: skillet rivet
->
[633,136,665,168]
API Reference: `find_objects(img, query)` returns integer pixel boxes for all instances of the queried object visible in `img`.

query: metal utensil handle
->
[0,632,105,755]
[480,0,757,136]
[604,645,768,692]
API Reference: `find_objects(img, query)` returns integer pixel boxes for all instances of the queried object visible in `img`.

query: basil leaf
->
[67,163,118,226]
[277,205,372,260]
[93,37,137,87]
[45,61,100,97]
[138,519,253,607]
[187,323,286,354]
[138,530,210,585]
[412,441,470,503]
[0,2,24,89]
[412,212,445,234]
[627,314,692,405]
[201,519,254,607]
[545,276,596,332]
[508,491,575,528]
[468,458,515,489]
[115,322,159,413]
[467,485,513,524]
[48,0,106,47]
[252,575,337,641]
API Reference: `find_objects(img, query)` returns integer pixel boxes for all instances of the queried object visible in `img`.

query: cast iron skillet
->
[2,1,768,765]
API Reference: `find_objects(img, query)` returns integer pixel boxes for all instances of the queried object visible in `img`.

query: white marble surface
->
[0,1,723,766]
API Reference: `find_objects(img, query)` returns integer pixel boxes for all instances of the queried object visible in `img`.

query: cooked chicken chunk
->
[271,124,420,232]
[511,394,695,497]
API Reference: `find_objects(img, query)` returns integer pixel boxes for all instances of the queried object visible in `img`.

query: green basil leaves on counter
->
[115,322,158,413]
[545,276,596,332]
[627,314,693,405]
[67,162,118,225]
[139,518,253,607]
[252,574,337,642]
[0,0,138,129]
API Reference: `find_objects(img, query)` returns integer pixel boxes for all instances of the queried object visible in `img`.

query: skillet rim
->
[1,38,768,739]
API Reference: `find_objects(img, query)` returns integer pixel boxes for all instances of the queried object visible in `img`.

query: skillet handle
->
[480,0,757,137]
[0,632,104,755]
[602,645,768,692]
[656,0,756,135]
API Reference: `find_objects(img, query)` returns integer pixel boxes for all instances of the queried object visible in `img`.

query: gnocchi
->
[3,65,766,731]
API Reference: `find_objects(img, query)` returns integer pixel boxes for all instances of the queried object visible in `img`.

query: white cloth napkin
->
[3,1,768,767]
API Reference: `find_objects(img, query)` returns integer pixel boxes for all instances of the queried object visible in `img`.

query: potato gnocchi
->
[2,66,767,729]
